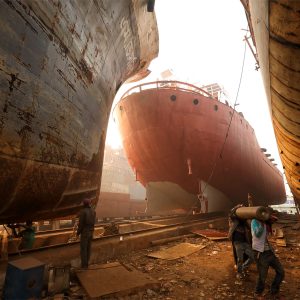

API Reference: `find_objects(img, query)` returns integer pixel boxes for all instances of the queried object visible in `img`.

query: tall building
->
[101,145,146,200]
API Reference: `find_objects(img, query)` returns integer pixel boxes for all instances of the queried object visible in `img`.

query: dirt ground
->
[66,220,300,300]
[113,238,300,299]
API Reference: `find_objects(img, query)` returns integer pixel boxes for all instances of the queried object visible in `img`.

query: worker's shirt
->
[232,225,246,243]
[19,226,36,249]
[228,217,247,243]
[77,206,96,235]
[251,219,270,252]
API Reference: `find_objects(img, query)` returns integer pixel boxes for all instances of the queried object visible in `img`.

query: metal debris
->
[276,238,287,247]
[191,229,228,240]
[275,228,284,238]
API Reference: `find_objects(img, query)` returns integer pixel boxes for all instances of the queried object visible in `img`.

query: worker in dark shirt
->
[77,198,96,268]
[228,204,254,279]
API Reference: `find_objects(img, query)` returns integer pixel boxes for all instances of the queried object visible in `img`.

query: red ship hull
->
[115,81,286,212]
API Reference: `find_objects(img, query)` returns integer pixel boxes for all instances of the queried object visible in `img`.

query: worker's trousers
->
[254,250,284,295]
[234,241,254,274]
[80,230,93,268]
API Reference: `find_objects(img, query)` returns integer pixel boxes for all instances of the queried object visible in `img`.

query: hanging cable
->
[203,36,247,191]
[185,37,248,217]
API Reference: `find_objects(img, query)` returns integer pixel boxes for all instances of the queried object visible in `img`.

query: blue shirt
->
[251,219,268,252]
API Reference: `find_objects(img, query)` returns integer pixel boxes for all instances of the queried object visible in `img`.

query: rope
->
[185,37,248,217]
[203,37,247,193]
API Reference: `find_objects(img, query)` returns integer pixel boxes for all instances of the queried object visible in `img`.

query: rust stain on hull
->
[0,0,158,223]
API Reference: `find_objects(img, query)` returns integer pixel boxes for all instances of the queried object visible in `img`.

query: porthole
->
[193,99,199,105]
[214,105,218,111]
[119,105,123,111]
[170,95,176,101]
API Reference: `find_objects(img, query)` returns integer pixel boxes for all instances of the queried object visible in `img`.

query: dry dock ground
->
[65,219,300,300]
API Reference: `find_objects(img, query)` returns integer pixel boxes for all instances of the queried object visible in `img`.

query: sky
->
[106,0,291,196]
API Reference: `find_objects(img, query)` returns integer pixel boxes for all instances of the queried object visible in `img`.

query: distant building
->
[97,145,146,218]
[100,145,145,200]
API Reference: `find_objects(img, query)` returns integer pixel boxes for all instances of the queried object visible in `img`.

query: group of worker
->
[6,195,285,299]
[228,195,285,300]
[78,195,285,299]
[77,195,285,300]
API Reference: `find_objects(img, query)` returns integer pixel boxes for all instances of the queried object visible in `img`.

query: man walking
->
[251,214,284,299]
[228,204,254,279]
[77,198,96,268]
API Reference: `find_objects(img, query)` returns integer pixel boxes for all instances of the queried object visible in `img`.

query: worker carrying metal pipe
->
[228,204,254,279]
[251,212,285,299]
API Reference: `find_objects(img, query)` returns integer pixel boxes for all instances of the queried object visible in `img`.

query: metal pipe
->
[235,206,270,221]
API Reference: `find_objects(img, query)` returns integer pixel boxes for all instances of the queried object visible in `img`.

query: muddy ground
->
[67,220,300,300]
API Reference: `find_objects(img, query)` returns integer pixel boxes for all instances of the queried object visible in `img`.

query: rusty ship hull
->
[0,0,158,223]
[241,0,300,208]
[115,81,286,213]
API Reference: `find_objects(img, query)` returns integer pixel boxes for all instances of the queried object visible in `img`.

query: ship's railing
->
[120,80,216,100]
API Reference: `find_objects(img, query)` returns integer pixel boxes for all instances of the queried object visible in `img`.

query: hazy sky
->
[106,0,291,195]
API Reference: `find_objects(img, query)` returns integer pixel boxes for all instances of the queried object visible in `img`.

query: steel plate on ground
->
[75,262,158,299]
